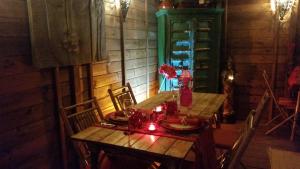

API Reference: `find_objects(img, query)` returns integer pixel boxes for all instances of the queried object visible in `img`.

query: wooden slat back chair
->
[290,91,300,141]
[60,97,104,167]
[263,70,296,135]
[108,82,137,112]
[213,90,270,150]
[224,92,270,169]
[219,110,256,169]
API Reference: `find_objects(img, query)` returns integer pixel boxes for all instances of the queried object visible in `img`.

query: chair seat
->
[213,128,240,149]
[278,97,296,110]
[220,123,243,132]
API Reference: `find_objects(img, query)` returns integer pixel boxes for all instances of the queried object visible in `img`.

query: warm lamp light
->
[223,57,235,83]
[120,0,131,21]
[227,74,234,81]
[270,0,296,21]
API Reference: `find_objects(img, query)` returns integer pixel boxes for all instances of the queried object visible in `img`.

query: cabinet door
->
[193,16,220,92]
[168,17,194,89]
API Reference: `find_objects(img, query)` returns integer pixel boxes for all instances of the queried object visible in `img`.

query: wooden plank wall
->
[0,0,91,168]
[295,1,300,63]
[228,0,299,119]
[0,0,158,168]
[93,0,158,115]
[0,0,61,168]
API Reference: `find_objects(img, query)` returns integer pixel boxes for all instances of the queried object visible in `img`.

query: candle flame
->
[228,75,234,81]
[155,106,162,112]
[148,123,156,131]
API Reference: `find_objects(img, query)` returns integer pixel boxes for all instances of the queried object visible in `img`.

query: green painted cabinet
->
[156,8,223,93]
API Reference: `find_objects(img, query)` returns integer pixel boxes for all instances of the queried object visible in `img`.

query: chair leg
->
[264,114,282,126]
[240,162,247,169]
[265,115,294,135]
[290,91,300,141]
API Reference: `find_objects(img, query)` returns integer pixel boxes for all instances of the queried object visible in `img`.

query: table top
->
[268,147,300,169]
[72,126,194,160]
[71,92,225,163]
[134,91,226,119]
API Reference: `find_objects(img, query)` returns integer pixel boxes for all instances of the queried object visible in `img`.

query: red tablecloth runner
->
[95,121,199,142]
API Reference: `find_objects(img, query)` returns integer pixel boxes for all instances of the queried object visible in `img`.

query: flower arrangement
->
[158,64,177,92]
[159,64,177,79]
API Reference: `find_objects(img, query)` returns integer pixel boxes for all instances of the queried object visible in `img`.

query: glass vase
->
[180,86,192,107]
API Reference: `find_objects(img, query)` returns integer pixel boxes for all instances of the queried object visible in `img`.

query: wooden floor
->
[241,122,300,169]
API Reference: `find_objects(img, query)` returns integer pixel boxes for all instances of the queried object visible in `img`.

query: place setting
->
[102,99,206,137]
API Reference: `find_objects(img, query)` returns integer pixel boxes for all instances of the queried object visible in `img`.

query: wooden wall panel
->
[93,0,158,114]
[0,0,63,168]
[295,1,300,63]
[0,0,92,168]
[228,0,299,119]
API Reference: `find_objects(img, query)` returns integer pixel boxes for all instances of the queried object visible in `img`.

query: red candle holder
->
[165,100,178,115]
[148,122,156,131]
[155,105,163,112]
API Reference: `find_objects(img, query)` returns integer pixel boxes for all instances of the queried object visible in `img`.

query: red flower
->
[159,64,177,79]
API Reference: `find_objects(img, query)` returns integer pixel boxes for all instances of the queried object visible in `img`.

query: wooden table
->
[71,92,225,169]
[268,147,300,169]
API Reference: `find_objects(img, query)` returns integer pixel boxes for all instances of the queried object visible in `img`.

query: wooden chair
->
[290,91,300,141]
[213,90,270,149]
[185,110,257,169]
[60,97,105,168]
[263,70,297,135]
[61,97,158,169]
[108,82,137,112]
[218,110,256,169]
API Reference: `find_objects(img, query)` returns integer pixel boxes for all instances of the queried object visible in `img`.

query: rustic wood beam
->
[54,66,68,169]
[120,12,126,86]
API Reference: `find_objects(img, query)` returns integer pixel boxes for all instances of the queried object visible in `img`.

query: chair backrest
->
[226,110,255,169]
[262,70,288,116]
[60,97,104,166]
[290,91,300,141]
[61,97,104,135]
[108,82,137,112]
[219,91,270,169]
[294,91,300,118]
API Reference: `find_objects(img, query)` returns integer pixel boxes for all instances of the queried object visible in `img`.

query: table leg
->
[88,144,100,169]
[90,150,99,169]
[162,159,182,169]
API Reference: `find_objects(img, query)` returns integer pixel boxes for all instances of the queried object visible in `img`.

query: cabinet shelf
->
[195,48,210,51]
[196,39,211,42]
[172,30,192,33]
[157,8,223,93]
[197,28,211,31]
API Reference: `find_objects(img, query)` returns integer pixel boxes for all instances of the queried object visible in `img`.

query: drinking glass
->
[123,99,134,135]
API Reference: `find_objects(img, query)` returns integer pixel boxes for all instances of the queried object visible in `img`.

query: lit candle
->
[228,74,234,81]
[148,123,156,131]
[155,106,162,112]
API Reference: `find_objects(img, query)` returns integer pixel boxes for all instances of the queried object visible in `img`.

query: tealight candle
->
[148,123,156,131]
[155,106,162,112]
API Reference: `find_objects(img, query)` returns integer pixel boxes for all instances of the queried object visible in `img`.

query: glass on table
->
[122,99,134,135]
